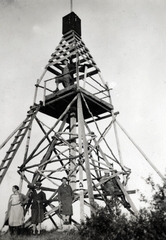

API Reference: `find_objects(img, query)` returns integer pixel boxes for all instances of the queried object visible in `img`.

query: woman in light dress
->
[5,185,27,235]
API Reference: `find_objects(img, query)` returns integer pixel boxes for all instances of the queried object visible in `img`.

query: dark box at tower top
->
[62,12,81,36]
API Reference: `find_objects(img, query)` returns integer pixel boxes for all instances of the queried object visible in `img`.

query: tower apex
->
[62,12,81,36]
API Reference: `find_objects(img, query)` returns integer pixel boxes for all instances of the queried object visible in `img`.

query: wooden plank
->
[47,66,61,76]
[52,36,75,54]
[73,69,98,83]
[63,30,76,40]
[58,45,75,55]
[61,31,76,42]
[72,32,82,42]
[78,50,94,63]
[47,50,78,66]
[51,42,76,60]
[79,69,98,80]
[85,113,119,124]
[50,47,75,65]
[54,63,64,71]
[77,44,93,59]
[78,54,98,70]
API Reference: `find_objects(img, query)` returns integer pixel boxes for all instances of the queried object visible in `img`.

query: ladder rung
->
[11,141,20,146]
[15,133,25,138]
[0,166,7,170]
[2,157,12,162]
[19,126,28,130]
[7,148,17,153]
[23,119,31,123]
[30,105,37,110]
[27,112,34,116]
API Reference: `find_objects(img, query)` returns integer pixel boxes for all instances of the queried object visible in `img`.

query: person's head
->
[104,170,110,177]
[61,177,68,185]
[109,163,113,169]
[12,185,19,193]
[35,181,42,190]
[64,59,69,65]
[68,57,74,64]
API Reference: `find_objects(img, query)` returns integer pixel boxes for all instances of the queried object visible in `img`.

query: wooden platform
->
[39,85,113,123]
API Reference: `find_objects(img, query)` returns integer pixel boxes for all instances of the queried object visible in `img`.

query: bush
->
[78,177,166,240]
[78,199,128,240]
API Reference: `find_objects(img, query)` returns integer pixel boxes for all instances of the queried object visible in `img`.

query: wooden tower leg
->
[77,93,95,216]
[69,108,77,190]
[78,125,84,222]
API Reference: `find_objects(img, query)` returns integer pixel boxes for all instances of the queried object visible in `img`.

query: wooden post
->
[98,71,107,89]
[78,143,84,222]
[76,52,80,88]
[33,68,47,104]
[43,81,46,106]
[69,108,77,190]
[83,65,88,89]
[77,99,84,222]
[77,93,95,216]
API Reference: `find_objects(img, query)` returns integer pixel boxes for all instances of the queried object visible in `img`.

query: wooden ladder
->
[0,105,40,185]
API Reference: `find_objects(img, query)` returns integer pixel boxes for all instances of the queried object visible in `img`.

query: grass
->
[0,228,81,240]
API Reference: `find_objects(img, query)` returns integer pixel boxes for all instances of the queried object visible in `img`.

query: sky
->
[0,0,166,229]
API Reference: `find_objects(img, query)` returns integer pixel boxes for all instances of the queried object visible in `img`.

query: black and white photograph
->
[0,1,166,239]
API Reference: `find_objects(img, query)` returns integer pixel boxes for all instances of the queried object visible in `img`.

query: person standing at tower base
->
[58,177,74,224]
[28,182,47,235]
[4,185,28,236]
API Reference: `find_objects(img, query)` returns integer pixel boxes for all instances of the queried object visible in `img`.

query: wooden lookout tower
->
[0,10,146,228]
